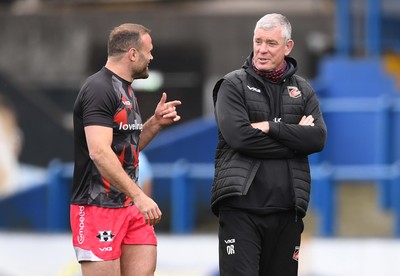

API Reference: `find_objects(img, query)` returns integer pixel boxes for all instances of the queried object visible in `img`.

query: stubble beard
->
[132,66,149,80]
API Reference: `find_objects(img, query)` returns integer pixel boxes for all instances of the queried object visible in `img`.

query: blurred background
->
[0,0,400,275]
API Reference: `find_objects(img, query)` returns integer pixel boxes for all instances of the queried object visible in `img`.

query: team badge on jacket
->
[287,86,302,98]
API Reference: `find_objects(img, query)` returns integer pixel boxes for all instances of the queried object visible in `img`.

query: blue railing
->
[312,163,400,236]
[41,159,400,237]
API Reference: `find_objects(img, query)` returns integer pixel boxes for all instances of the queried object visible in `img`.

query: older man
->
[211,13,327,276]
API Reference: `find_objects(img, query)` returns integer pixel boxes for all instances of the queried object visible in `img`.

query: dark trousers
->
[218,210,304,276]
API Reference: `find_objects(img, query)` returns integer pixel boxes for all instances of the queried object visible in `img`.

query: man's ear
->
[128,48,138,61]
[285,39,294,56]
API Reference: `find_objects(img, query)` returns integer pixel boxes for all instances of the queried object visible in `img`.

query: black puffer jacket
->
[211,54,327,217]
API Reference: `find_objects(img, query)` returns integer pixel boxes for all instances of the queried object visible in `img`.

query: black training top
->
[71,67,142,208]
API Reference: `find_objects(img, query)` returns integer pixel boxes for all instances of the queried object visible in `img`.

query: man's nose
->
[259,43,269,53]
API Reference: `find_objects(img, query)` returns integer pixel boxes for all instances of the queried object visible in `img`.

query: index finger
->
[166,100,182,108]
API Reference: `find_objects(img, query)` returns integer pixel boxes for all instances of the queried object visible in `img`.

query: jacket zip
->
[281,78,299,222]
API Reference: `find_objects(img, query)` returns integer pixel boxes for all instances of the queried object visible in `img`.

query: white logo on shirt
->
[119,121,143,131]
[247,85,261,93]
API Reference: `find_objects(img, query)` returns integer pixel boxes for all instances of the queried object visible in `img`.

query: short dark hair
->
[107,23,151,56]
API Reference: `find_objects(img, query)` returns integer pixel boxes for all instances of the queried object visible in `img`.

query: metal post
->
[366,0,381,56]
[376,96,392,209]
[46,160,63,231]
[336,0,351,56]
[317,166,335,237]
[171,160,193,233]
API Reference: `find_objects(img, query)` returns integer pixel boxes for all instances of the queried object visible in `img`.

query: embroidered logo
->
[247,85,261,93]
[122,100,132,107]
[287,86,301,98]
[96,231,115,242]
[121,95,132,109]
[227,245,235,255]
[292,246,300,261]
[224,239,236,255]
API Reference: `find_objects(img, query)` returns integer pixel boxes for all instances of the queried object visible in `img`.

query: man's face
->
[252,27,293,71]
[133,33,154,79]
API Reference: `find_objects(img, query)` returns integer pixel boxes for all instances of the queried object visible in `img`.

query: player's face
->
[133,33,153,79]
[252,27,293,71]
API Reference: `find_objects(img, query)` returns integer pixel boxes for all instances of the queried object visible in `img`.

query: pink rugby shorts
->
[70,204,157,262]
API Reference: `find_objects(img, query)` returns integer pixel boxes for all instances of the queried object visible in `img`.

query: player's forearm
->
[139,115,161,150]
[90,147,142,199]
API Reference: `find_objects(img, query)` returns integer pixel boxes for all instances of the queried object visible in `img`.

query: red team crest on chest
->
[287,86,301,98]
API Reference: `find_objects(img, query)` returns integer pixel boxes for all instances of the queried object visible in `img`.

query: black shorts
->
[218,210,304,276]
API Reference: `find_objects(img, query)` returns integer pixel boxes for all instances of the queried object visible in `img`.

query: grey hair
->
[254,13,292,42]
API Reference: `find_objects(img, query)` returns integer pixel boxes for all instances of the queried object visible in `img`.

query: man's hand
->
[132,191,162,225]
[251,121,270,133]
[251,115,314,133]
[154,92,182,126]
[299,115,314,126]
[139,92,182,150]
